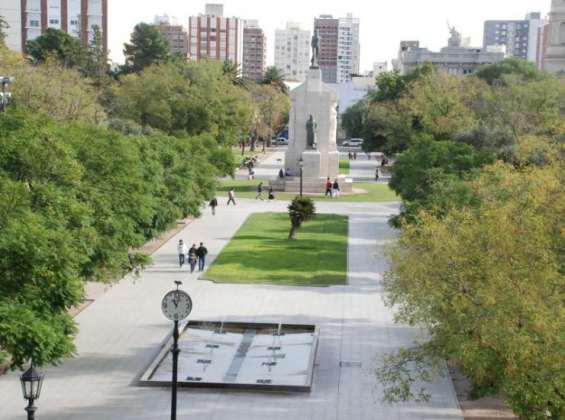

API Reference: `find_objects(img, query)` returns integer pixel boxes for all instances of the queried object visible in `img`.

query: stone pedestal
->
[284,67,339,185]
[301,150,321,179]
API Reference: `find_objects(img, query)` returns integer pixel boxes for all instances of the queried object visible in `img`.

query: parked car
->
[274,137,289,145]
[342,138,364,147]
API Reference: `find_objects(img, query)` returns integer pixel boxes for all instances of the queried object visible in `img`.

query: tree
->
[0,108,220,368]
[474,57,548,86]
[122,23,170,74]
[7,57,105,124]
[263,66,287,93]
[250,84,290,150]
[26,28,84,68]
[288,197,316,240]
[0,16,8,47]
[222,60,243,85]
[379,153,564,419]
[82,25,108,86]
[112,60,253,151]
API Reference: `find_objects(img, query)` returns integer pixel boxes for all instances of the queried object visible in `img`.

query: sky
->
[109,0,550,71]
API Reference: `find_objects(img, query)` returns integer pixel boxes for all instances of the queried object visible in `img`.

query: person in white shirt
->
[177,239,187,267]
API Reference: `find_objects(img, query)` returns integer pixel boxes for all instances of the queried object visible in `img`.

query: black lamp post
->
[20,363,44,420]
[299,158,304,197]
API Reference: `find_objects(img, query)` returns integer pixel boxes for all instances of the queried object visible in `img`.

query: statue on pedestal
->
[306,114,317,149]
[311,30,320,68]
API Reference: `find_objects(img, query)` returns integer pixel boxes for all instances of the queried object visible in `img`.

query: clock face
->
[161,290,193,321]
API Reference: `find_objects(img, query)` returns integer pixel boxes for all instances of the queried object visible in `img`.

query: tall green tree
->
[263,66,287,93]
[0,16,8,47]
[474,57,548,86]
[26,28,84,67]
[379,152,565,419]
[122,23,170,74]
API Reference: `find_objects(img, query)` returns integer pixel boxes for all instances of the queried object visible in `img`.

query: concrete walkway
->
[0,199,462,420]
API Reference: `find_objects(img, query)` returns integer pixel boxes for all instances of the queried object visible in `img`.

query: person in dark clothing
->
[188,244,198,273]
[325,177,333,197]
[227,188,237,205]
[209,197,218,215]
[332,179,340,198]
[196,242,208,272]
[268,187,275,200]
[256,182,264,200]
[278,168,285,178]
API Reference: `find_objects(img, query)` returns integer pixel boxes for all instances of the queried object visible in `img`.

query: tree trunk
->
[241,140,246,155]
[288,224,298,240]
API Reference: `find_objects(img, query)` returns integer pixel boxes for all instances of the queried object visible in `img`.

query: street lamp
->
[161,281,193,420]
[20,363,44,420]
[298,157,304,197]
[0,76,14,112]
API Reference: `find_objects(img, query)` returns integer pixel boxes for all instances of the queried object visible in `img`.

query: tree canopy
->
[122,23,171,74]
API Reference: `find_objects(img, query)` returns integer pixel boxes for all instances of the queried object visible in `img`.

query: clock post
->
[161,280,193,420]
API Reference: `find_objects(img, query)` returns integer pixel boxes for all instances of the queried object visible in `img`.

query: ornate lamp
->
[20,364,44,420]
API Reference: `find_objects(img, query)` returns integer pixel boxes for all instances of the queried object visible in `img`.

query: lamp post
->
[161,281,193,420]
[0,76,14,112]
[20,363,44,420]
[299,158,304,197]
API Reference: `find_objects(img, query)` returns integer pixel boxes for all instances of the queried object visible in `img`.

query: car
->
[274,137,289,145]
[342,138,364,147]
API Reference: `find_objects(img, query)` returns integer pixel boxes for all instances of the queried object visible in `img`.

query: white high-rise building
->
[274,22,311,82]
[337,14,360,83]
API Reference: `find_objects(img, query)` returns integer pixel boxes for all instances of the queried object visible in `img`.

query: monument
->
[272,30,351,193]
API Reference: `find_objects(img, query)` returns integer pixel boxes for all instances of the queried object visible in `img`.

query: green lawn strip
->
[216,179,398,202]
[204,212,348,286]
[339,159,350,175]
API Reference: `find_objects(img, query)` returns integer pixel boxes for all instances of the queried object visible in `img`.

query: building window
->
[49,19,59,25]
[29,20,40,27]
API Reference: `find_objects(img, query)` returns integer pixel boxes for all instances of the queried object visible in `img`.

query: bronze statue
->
[306,115,317,149]
[311,30,320,68]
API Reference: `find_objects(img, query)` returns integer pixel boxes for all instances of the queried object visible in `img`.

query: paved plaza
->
[0,198,462,419]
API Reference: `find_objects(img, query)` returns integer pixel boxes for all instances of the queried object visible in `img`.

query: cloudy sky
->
[108,0,550,71]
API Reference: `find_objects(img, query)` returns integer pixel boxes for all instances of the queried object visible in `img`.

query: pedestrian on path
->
[332,179,341,198]
[209,197,218,215]
[325,177,333,197]
[188,244,198,273]
[256,182,264,200]
[227,188,237,206]
[177,239,187,267]
[196,242,208,272]
[375,167,380,181]
[268,187,275,200]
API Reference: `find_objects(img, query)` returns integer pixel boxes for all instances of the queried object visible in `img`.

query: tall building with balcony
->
[242,20,266,82]
[1,0,108,54]
[314,13,360,84]
[154,15,188,57]
[188,4,243,66]
[483,12,546,62]
[274,22,310,82]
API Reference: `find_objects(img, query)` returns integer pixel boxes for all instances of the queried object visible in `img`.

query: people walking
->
[325,177,333,197]
[332,179,341,198]
[256,182,264,200]
[268,187,275,200]
[188,244,198,273]
[375,167,380,181]
[227,188,237,206]
[196,242,208,272]
[209,197,218,215]
[177,239,187,267]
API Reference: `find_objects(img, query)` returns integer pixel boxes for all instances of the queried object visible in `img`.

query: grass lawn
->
[339,159,350,175]
[217,179,398,202]
[204,212,348,286]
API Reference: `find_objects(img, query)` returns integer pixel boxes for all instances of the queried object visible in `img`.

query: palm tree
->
[288,197,316,240]
[263,66,287,94]
[222,60,243,85]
